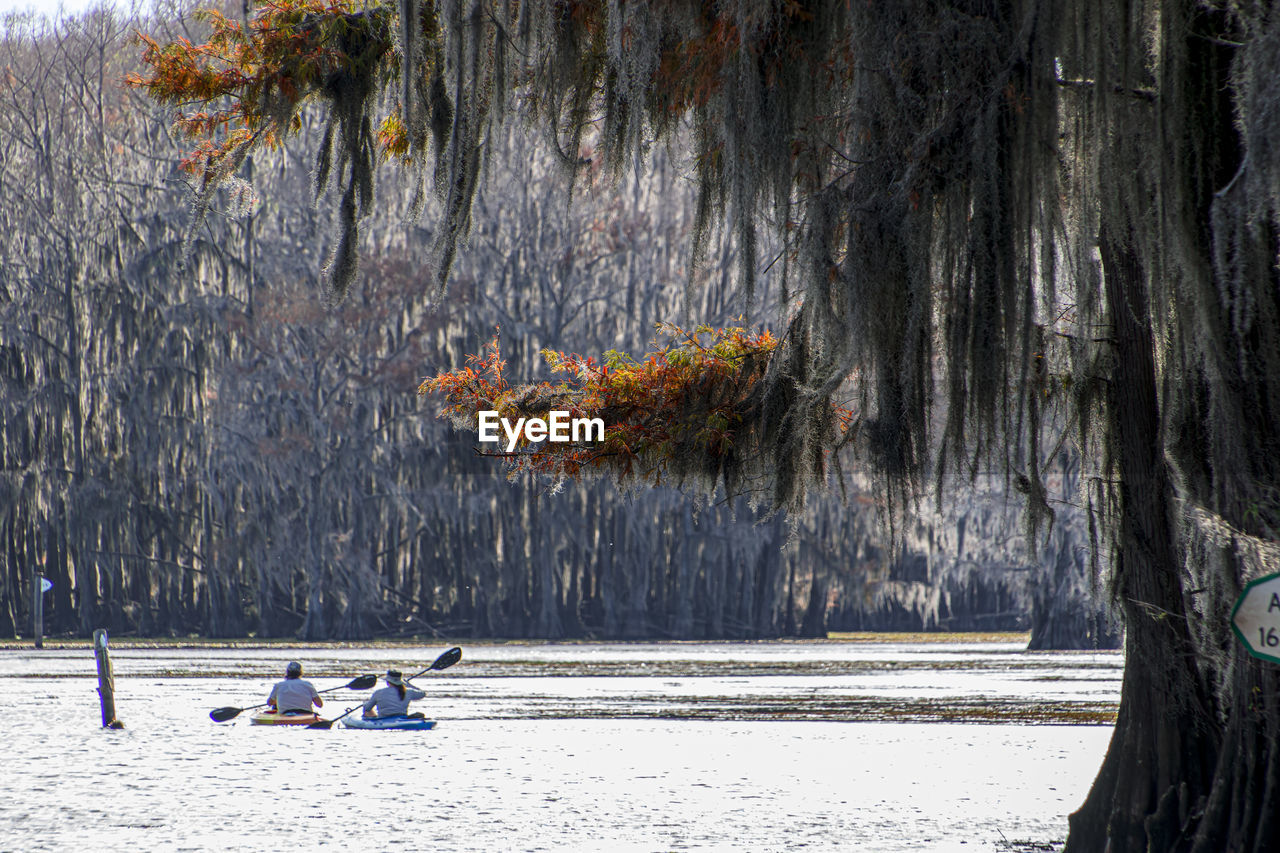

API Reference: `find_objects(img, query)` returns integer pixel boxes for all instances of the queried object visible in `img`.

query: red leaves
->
[129,0,396,173]
[418,324,783,485]
[419,331,510,419]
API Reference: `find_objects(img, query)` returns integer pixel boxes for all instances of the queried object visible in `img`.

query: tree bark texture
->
[1065,234,1219,852]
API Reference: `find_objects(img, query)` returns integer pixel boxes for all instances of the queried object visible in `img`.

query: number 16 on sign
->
[1231,572,1280,665]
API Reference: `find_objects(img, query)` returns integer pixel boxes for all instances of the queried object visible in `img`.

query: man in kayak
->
[362,670,426,719]
[266,661,324,715]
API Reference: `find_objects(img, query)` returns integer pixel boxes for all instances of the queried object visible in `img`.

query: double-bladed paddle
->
[307,647,462,729]
[209,674,378,722]
[405,646,463,682]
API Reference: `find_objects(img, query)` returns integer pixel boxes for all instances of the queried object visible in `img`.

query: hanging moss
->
[128,2,1280,846]
[132,0,398,300]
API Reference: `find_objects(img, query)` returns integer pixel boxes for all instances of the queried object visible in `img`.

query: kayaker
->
[362,670,426,719]
[266,661,324,715]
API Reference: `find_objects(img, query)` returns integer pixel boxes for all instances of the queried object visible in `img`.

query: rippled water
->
[0,638,1120,852]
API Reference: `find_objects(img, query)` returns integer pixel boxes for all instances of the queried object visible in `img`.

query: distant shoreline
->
[0,631,1033,651]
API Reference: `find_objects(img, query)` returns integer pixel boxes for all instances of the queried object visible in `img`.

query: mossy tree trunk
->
[1066,232,1220,851]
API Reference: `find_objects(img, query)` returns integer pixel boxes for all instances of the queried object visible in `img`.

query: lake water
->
[0,637,1120,852]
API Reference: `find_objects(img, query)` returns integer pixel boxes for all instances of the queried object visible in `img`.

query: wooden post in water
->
[92,629,124,729]
[32,574,43,649]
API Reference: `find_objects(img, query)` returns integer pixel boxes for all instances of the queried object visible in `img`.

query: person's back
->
[267,661,322,714]
[363,671,425,718]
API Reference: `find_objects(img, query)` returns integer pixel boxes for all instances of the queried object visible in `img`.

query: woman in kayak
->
[266,661,324,715]
[362,670,426,719]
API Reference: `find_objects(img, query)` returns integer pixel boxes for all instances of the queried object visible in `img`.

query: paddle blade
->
[431,647,463,671]
[306,719,335,729]
[210,707,242,723]
[347,674,377,690]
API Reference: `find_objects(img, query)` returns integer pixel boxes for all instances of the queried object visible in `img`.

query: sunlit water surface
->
[0,639,1119,852]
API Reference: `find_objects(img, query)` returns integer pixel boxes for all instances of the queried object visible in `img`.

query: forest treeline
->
[0,4,1112,644]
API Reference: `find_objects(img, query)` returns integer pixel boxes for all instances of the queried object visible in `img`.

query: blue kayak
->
[342,715,437,731]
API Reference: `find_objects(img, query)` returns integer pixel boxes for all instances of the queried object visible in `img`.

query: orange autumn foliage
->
[128,0,397,174]
[130,1,838,176]
[420,324,853,487]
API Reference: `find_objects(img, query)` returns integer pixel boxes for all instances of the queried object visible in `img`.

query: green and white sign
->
[1231,572,1280,665]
